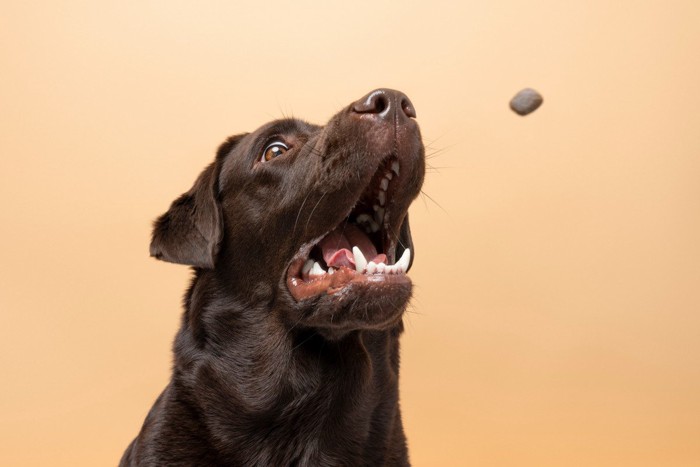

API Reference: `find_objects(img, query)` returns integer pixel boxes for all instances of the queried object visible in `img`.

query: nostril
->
[400,97,417,119]
[352,89,417,121]
[374,95,388,113]
[353,90,390,115]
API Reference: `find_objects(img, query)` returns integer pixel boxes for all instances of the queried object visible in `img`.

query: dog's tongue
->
[319,224,382,269]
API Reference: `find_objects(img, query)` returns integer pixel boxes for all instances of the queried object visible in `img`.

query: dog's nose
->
[351,89,417,122]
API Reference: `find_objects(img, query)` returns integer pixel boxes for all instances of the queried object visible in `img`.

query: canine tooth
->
[380,178,389,191]
[376,262,386,274]
[395,248,411,273]
[352,246,367,272]
[378,191,386,206]
[302,259,314,275]
[310,262,326,276]
[366,261,377,274]
[391,161,400,175]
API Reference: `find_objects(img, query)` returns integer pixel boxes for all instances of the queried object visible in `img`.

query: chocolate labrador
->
[120,89,425,466]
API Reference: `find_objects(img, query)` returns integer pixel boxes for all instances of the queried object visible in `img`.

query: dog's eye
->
[261,142,289,162]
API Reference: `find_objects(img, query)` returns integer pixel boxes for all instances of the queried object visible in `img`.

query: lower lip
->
[286,262,410,301]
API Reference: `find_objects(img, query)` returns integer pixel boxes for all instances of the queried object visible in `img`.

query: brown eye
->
[261,142,289,162]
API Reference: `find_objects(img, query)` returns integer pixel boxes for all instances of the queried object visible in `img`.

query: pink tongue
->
[318,224,379,269]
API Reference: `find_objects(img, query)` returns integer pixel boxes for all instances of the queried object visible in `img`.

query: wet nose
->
[351,89,417,122]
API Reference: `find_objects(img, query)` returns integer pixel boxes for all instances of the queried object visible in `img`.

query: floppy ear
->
[149,162,222,268]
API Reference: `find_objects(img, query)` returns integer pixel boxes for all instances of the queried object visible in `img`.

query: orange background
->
[2,1,699,465]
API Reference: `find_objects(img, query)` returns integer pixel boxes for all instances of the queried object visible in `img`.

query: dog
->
[120,89,426,466]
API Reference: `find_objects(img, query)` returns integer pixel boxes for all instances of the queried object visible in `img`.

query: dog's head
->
[150,89,425,337]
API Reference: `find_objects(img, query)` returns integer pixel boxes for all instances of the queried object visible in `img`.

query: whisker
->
[420,190,450,216]
[425,144,456,160]
[426,165,455,170]
[293,191,313,235]
[291,330,318,352]
[304,192,327,231]
[423,130,452,147]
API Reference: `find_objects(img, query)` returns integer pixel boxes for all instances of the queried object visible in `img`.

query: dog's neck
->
[168,271,404,461]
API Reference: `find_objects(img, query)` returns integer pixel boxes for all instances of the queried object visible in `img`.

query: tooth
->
[352,246,367,272]
[356,214,378,234]
[356,215,371,232]
[392,161,400,175]
[328,267,334,274]
[356,213,373,224]
[373,205,379,212]
[378,191,386,206]
[366,261,377,274]
[395,248,411,273]
[380,178,389,191]
[302,259,314,275]
[384,264,395,274]
[376,262,386,274]
[310,261,326,276]
[374,207,385,225]
[385,172,393,180]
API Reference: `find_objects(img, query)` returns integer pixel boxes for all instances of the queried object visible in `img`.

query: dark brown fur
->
[121,89,425,466]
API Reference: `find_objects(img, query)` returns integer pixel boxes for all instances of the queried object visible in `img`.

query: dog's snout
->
[351,89,417,121]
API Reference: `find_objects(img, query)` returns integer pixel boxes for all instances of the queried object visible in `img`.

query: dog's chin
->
[287,274,412,336]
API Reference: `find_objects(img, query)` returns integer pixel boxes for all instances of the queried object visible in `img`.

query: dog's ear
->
[149,161,223,268]
[149,134,247,268]
[397,213,415,272]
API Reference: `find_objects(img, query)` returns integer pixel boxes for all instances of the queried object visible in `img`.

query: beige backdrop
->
[2,1,699,466]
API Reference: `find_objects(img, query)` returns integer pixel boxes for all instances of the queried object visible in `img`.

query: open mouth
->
[287,156,412,301]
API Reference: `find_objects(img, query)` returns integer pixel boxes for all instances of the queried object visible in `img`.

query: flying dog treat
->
[510,88,543,116]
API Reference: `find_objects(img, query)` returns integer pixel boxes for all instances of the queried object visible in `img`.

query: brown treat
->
[510,88,543,116]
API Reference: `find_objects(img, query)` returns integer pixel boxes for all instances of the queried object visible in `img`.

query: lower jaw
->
[286,259,411,301]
